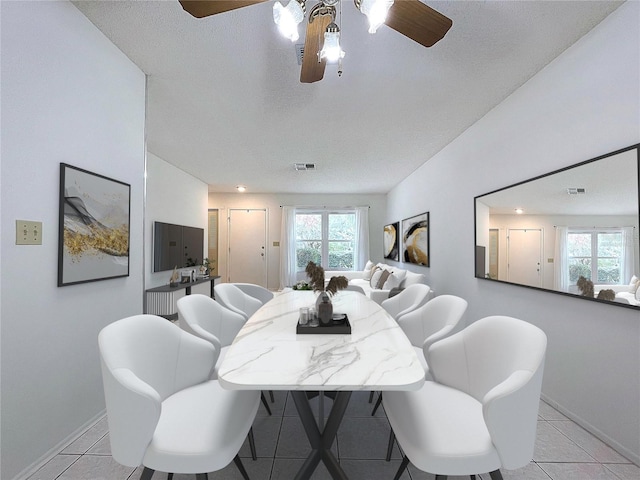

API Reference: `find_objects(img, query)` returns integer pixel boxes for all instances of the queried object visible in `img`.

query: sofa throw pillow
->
[376,269,392,289]
[628,275,639,293]
[363,260,375,280]
[383,269,407,290]
[388,287,404,298]
[369,266,382,288]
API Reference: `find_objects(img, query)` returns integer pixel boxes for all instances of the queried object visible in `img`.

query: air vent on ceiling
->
[294,163,316,171]
[295,44,304,66]
[567,187,586,195]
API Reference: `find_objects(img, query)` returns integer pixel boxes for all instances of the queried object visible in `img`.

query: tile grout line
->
[28,398,639,480]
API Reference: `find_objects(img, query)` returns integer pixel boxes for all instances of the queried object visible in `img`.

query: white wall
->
[0,2,146,479]
[208,193,387,290]
[387,2,639,463]
[145,152,209,289]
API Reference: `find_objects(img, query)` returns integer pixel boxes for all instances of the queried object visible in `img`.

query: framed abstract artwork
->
[383,222,399,261]
[58,163,131,286]
[402,212,430,267]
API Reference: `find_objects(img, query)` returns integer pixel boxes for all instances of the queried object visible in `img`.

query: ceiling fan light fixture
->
[358,0,394,34]
[273,0,306,42]
[319,23,345,63]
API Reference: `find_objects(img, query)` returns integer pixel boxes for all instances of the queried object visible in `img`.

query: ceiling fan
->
[178,0,452,83]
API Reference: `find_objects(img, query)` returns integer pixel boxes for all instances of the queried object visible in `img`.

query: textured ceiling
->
[72,0,623,194]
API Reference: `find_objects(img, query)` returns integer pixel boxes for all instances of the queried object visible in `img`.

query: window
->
[295,211,356,271]
[567,229,624,285]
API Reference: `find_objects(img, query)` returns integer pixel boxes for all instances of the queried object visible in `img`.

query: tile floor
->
[28,392,639,480]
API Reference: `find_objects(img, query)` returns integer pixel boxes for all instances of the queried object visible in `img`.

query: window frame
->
[295,209,357,272]
[567,228,624,285]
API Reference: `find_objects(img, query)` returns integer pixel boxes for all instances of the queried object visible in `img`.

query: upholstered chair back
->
[398,294,468,349]
[177,294,246,348]
[344,284,366,294]
[214,283,263,320]
[232,283,274,305]
[427,315,545,401]
[380,283,431,321]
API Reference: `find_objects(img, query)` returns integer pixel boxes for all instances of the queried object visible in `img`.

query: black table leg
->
[290,390,352,480]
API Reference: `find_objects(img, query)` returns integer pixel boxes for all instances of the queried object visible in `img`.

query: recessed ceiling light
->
[515,208,524,214]
[236,185,246,193]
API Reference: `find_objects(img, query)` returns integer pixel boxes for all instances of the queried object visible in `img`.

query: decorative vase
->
[316,292,333,326]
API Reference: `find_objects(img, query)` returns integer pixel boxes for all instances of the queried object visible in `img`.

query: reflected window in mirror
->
[565,228,630,286]
[474,144,640,309]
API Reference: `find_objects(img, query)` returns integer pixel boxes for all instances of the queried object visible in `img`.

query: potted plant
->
[202,257,216,276]
[304,261,348,325]
[292,281,312,290]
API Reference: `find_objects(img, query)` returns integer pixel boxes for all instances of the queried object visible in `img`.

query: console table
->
[145,275,220,320]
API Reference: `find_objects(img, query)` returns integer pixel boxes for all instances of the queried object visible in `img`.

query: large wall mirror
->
[474,144,640,309]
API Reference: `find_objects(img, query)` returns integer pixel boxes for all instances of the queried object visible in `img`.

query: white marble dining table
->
[218,290,425,480]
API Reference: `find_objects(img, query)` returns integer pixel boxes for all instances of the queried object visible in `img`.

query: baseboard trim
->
[540,393,639,466]
[11,409,107,480]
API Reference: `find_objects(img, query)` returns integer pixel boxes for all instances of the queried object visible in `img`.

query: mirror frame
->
[474,143,640,310]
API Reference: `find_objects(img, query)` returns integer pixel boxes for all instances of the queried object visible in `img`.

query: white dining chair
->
[371,294,468,415]
[344,284,366,294]
[178,294,245,368]
[210,285,277,407]
[398,294,468,374]
[368,284,432,407]
[383,316,547,480]
[380,283,431,321]
[232,283,274,305]
[98,314,260,480]
[177,294,275,418]
[230,282,275,406]
[214,283,263,320]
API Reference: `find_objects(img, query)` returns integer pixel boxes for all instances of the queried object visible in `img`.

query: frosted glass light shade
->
[273,1,305,42]
[360,0,394,34]
[320,29,345,63]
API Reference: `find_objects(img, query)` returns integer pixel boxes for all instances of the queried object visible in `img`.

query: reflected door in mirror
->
[507,229,542,287]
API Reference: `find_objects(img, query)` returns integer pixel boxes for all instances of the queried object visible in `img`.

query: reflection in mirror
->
[475,144,640,309]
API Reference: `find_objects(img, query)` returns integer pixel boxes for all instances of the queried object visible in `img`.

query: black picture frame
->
[58,163,131,286]
[402,212,430,267]
[383,222,400,261]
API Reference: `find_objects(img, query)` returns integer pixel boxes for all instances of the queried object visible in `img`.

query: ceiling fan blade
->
[179,1,267,18]
[385,0,453,48]
[300,11,334,84]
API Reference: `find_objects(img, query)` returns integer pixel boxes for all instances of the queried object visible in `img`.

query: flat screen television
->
[153,221,204,272]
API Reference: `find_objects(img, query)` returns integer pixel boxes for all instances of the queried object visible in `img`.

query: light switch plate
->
[16,220,42,245]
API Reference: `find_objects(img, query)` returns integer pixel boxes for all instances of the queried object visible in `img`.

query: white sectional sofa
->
[325,261,428,304]
[594,275,640,306]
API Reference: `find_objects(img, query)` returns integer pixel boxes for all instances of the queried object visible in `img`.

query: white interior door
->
[228,209,267,286]
[507,229,543,287]
[489,229,499,280]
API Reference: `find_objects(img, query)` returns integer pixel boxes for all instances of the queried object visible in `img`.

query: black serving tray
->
[296,314,351,334]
